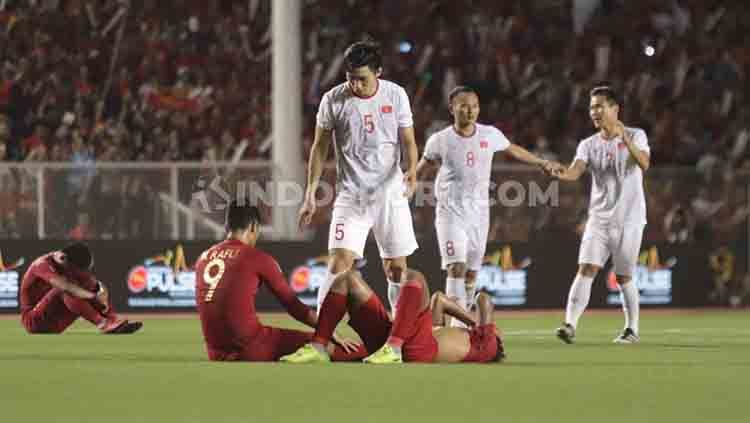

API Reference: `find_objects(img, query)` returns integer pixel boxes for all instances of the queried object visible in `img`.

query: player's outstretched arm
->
[299,126,333,230]
[430,291,477,327]
[554,159,587,182]
[505,144,549,168]
[260,255,317,329]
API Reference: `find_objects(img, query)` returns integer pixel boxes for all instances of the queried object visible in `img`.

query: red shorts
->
[208,326,313,362]
[348,295,392,354]
[21,288,79,334]
[401,309,439,363]
[462,324,502,363]
[348,294,438,363]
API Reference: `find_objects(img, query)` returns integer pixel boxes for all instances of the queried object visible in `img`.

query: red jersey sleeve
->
[257,253,316,328]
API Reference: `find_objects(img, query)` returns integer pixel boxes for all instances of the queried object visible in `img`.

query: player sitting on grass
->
[280,268,504,364]
[195,200,365,362]
[20,243,142,334]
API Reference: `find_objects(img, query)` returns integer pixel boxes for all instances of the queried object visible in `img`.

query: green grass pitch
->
[1,310,748,423]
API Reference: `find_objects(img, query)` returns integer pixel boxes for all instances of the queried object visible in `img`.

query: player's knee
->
[615,275,632,286]
[447,262,467,278]
[383,259,408,281]
[329,250,354,273]
[476,292,492,310]
[578,264,600,277]
[430,291,446,308]
[465,270,477,283]
[403,268,425,285]
[331,271,355,290]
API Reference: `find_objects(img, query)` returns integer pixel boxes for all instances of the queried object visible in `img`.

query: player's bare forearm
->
[555,160,586,182]
[506,144,547,167]
[399,126,419,174]
[432,292,476,327]
[305,127,332,200]
[48,275,96,300]
[416,158,439,181]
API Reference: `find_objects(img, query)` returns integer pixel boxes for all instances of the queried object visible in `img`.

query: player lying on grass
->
[195,200,366,362]
[280,268,504,363]
[20,243,142,334]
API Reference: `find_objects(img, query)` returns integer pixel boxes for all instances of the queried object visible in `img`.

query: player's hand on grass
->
[332,333,360,353]
[403,170,417,199]
[298,197,317,231]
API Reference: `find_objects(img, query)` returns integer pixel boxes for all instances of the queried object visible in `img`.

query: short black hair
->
[448,85,479,105]
[590,85,622,107]
[225,200,262,232]
[344,41,382,72]
[61,242,93,270]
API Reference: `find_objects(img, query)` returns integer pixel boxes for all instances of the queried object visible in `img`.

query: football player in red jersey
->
[20,243,142,334]
[282,268,505,364]
[195,200,364,362]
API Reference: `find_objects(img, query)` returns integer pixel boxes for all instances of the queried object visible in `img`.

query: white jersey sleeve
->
[492,127,511,152]
[632,128,650,154]
[395,87,414,128]
[423,133,443,162]
[316,92,334,130]
[574,139,590,164]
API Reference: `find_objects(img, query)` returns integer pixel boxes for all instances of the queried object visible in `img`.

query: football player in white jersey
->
[298,41,420,320]
[416,86,559,327]
[551,86,650,344]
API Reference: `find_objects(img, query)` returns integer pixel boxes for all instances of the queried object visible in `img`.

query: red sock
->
[387,281,424,347]
[62,294,106,326]
[312,292,347,345]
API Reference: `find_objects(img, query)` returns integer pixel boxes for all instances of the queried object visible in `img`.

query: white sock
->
[620,281,640,334]
[565,274,594,329]
[316,270,336,317]
[387,278,401,316]
[446,277,467,328]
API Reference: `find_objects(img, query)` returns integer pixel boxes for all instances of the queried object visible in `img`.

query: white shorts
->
[435,214,489,271]
[578,221,645,276]
[328,192,418,259]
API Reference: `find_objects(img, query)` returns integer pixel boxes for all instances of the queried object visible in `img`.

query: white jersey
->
[316,79,413,200]
[574,127,649,227]
[423,123,510,220]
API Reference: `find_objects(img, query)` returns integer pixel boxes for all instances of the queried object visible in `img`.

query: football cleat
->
[279,344,331,363]
[116,320,143,334]
[613,328,640,344]
[555,323,576,344]
[99,318,129,334]
[363,344,402,364]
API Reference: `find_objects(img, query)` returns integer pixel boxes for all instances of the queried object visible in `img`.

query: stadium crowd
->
[1,0,749,304]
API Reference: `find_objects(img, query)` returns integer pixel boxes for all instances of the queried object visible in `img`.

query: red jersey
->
[195,239,315,353]
[20,253,98,312]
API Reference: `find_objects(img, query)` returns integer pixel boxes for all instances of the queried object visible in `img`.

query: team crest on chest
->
[381,105,393,114]
[480,140,489,149]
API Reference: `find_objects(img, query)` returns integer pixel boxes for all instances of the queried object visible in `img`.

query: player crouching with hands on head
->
[20,243,142,334]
